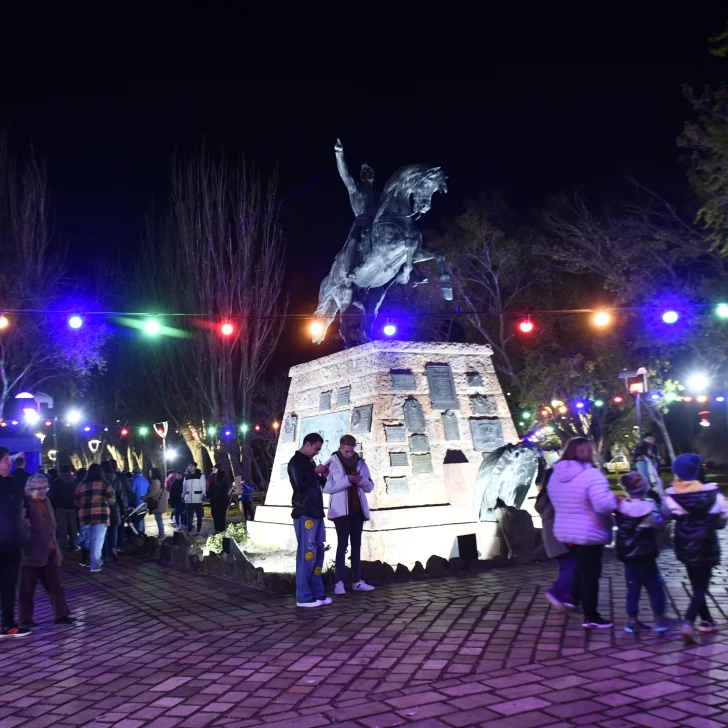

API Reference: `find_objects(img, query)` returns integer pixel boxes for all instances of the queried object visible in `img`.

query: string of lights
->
[1,301,727,341]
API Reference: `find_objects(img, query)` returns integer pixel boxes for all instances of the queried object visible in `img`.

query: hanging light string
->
[0,302,727,320]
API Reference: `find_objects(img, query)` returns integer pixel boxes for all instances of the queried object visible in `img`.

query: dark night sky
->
[2,13,726,368]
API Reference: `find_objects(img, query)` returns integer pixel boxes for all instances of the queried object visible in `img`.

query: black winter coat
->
[49,474,77,510]
[0,475,28,551]
[208,472,230,508]
[288,451,325,520]
[169,478,184,506]
[615,511,659,562]
[669,489,723,567]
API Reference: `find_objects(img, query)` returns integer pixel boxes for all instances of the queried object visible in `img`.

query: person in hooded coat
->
[663,453,728,645]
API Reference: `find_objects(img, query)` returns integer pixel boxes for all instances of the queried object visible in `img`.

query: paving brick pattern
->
[1,537,728,727]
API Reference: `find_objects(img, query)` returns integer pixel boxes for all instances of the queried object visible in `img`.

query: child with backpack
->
[663,453,727,644]
[615,472,669,633]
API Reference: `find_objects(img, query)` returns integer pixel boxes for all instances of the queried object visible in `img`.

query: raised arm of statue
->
[334,138,357,194]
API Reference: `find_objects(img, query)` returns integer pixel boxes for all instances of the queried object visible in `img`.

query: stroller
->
[124,501,148,536]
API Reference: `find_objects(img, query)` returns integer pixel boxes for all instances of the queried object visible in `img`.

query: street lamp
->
[66,410,82,425]
[619,367,647,439]
[686,373,709,393]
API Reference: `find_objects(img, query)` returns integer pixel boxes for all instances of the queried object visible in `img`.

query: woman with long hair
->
[75,463,116,572]
[546,437,617,629]
[208,462,230,534]
[145,467,168,539]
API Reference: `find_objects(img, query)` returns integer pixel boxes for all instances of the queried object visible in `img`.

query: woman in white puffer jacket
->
[547,437,617,629]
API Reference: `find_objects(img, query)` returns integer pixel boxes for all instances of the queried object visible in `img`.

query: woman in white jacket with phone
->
[324,434,376,595]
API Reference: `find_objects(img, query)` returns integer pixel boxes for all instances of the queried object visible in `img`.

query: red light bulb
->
[519,319,534,333]
[121,428,129,436]
[221,322,234,336]
[613,396,623,404]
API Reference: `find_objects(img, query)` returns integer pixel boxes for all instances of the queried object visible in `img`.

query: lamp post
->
[619,367,648,440]
[153,422,169,478]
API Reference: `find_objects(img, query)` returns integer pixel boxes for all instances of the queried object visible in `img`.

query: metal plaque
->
[466,372,484,387]
[470,394,497,416]
[319,390,332,411]
[299,410,350,463]
[281,414,298,443]
[470,418,505,452]
[280,463,289,481]
[426,364,459,410]
[350,405,373,434]
[385,476,409,494]
[391,370,416,391]
[411,453,434,474]
[441,410,460,441]
[337,386,351,407]
[389,451,409,467]
[409,434,430,453]
[403,397,426,433]
[385,425,406,442]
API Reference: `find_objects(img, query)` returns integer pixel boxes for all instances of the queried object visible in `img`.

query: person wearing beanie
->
[616,472,669,633]
[663,453,728,645]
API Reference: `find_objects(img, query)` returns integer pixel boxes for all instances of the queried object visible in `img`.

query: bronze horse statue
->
[313,163,452,346]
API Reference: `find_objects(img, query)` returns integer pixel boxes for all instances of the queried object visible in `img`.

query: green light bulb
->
[522,411,531,419]
[208,426,217,436]
[139,426,148,436]
[594,400,604,407]
[240,424,249,433]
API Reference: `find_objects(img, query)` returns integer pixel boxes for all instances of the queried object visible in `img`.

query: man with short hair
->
[182,462,206,535]
[130,467,150,534]
[324,434,376,594]
[0,447,31,637]
[288,433,331,608]
[13,457,30,489]
[49,464,78,550]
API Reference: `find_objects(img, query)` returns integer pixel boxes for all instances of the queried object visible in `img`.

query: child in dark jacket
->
[616,472,669,633]
[662,453,728,645]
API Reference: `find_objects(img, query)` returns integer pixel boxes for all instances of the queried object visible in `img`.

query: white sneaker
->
[353,580,375,592]
[319,597,333,605]
[296,600,322,608]
[335,581,346,595]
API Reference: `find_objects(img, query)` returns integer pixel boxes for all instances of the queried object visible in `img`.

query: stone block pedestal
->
[247,341,518,568]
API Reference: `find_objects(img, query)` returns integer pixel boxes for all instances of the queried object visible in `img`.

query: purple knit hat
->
[620,471,648,498]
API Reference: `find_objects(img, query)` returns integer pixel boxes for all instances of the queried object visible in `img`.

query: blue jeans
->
[550,551,578,604]
[154,512,165,540]
[625,559,666,618]
[173,503,185,527]
[104,522,118,554]
[80,524,108,570]
[293,517,325,603]
[137,515,146,534]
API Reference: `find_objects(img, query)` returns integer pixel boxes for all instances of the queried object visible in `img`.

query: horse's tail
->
[312,275,338,344]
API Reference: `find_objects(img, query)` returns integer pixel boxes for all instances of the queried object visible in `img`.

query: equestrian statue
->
[312,139,453,346]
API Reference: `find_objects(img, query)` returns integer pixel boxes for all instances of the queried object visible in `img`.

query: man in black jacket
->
[0,447,31,637]
[288,432,331,608]
[12,457,30,489]
[49,465,78,550]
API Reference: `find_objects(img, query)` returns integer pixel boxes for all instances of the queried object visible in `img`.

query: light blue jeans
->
[79,523,108,570]
[293,517,325,603]
[154,513,165,540]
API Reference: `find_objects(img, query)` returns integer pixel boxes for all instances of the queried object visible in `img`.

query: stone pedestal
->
[247,341,519,568]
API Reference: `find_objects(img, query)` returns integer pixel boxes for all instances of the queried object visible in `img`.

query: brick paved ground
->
[1,537,728,728]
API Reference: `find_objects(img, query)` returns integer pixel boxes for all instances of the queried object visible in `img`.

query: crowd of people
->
[536,436,727,645]
[0,451,256,637]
